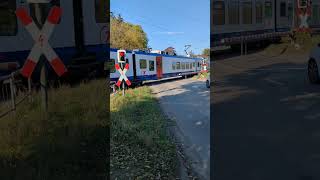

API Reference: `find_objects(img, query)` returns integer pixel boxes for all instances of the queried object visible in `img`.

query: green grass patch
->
[0,79,108,180]
[110,86,177,179]
[193,72,209,80]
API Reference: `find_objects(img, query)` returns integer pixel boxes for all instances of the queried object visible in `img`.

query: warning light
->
[298,0,308,8]
[117,50,126,63]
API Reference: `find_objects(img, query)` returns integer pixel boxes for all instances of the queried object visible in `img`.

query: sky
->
[111,0,210,55]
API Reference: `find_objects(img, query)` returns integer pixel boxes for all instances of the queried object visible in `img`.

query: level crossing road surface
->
[149,78,210,179]
[212,51,320,180]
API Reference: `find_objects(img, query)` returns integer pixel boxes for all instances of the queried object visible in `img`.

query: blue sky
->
[111,0,210,55]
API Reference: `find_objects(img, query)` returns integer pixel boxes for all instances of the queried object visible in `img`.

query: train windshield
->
[0,0,17,36]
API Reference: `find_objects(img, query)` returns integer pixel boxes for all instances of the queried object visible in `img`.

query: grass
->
[110,86,177,179]
[193,71,209,80]
[263,33,320,56]
[0,79,108,180]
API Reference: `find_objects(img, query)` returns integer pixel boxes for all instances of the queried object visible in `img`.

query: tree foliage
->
[202,48,210,58]
[110,14,148,50]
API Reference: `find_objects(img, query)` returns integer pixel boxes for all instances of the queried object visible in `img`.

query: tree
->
[110,14,148,50]
[202,48,210,58]
[164,47,177,55]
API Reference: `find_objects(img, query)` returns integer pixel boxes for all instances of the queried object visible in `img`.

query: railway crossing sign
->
[15,6,67,78]
[115,63,131,87]
[296,0,312,32]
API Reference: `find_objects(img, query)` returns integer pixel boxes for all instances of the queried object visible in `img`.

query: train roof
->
[110,48,203,60]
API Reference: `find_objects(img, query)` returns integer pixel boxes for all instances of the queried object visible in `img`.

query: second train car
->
[212,0,320,46]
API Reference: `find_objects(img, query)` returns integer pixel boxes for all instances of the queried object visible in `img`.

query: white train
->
[212,0,320,46]
[109,48,203,85]
[0,0,108,78]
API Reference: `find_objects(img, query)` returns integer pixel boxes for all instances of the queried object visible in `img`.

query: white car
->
[308,44,320,84]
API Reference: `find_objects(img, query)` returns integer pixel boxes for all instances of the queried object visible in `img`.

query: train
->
[108,48,204,87]
[211,0,320,47]
[0,0,108,80]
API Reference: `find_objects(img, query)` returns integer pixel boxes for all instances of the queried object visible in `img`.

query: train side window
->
[228,0,239,24]
[312,5,320,24]
[140,59,147,69]
[190,63,193,69]
[181,62,185,70]
[256,1,263,23]
[106,59,116,73]
[265,1,272,18]
[280,2,287,17]
[95,0,108,23]
[193,62,196,68]
[172,62,176,70]
[149,60,155,71]
[176,62,181,70]
[0,0,17,36]
[242,1,252,24]
[186,63,189,69]
[213,1,225,25]
[29,0,60,28]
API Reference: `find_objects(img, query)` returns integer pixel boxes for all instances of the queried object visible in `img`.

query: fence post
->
[28,78,32,102]
[10,73,16,112]
[241,37,244,55]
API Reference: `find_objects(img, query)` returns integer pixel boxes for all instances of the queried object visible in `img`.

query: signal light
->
[117,50,126,63]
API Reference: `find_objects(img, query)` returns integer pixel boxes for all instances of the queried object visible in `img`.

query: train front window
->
[29,0,60,28]
[256,1,263,24]
[228,0,239,24]
[140,59,147,69]
[0,0,17,36]
[95,0,107,23]
[280,2,287,17]
[242,1,252,24]
[213,1,225,25]
[149,60,155,71]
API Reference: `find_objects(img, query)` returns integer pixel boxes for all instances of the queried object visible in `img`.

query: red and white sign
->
[115,63,131,87]
[15,6,67,78]
[296,0,312,32]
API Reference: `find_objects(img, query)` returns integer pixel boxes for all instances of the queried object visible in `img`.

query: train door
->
[156,56,163,79]
[82,0,108,47]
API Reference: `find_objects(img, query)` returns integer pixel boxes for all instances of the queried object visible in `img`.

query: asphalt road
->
[213,51,320,180]
[149,78,210,179]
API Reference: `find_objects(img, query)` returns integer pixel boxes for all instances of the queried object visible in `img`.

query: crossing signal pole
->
[117,50,127,96]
